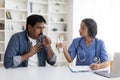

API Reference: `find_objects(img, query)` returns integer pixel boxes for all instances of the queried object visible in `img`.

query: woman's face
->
[79,22,88,37]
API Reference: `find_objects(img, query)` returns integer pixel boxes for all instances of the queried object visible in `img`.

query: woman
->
[56,18,109,70]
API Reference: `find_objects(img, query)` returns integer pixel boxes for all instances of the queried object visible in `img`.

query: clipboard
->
[68,66,90,73]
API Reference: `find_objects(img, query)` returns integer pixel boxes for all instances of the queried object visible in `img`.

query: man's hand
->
[21,42,42,63]
[43,36,51,48]
[29,42,43,57]
[42,36,54,61]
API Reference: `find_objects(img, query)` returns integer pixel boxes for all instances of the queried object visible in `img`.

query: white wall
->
[72,0,120,58]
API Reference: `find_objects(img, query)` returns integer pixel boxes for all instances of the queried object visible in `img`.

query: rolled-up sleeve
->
[47,52,57,65]
[50,53,57,62]
[13,56,21,67]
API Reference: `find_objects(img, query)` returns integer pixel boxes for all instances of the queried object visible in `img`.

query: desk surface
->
[0,66,120,80]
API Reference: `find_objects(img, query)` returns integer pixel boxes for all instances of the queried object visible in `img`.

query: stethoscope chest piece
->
[94,57,98,62]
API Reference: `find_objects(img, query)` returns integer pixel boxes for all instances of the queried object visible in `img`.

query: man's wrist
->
[26,51,34,58]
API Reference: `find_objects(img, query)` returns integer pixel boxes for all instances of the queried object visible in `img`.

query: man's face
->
[28,22,45,40]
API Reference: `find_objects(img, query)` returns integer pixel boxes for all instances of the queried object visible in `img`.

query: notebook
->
[68,66,90,73]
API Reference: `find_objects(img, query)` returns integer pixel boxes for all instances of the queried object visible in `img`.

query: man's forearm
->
[46,46,54,61]
[21,52,33,63]
[12,52,32,68]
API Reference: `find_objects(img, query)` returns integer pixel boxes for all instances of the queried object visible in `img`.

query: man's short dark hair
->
[26,14,46,31]
[82,18,97,38]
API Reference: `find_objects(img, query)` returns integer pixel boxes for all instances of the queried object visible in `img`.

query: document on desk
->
[68,66,90,73]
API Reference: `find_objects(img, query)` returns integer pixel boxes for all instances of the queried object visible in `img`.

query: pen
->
[95,60,100,64]
[78,70,90,72]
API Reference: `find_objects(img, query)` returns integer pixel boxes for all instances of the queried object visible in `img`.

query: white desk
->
[0,66,120,80]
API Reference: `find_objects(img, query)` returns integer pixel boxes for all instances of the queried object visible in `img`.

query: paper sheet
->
[68,66,90,72]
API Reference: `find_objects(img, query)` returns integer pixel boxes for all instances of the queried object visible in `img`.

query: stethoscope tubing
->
[77,37,98,62]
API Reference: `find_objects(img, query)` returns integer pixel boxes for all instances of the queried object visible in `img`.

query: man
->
[4,14,56,68]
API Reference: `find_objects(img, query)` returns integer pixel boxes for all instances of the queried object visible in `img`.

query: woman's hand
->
[56,42,73,62]
[56,42,62,53]
[56,42,66,53]
[90,63,100,70]
[90,61,109,70]
[56,42,63,48]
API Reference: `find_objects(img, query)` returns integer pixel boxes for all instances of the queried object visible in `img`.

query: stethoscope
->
[76,37,99,63]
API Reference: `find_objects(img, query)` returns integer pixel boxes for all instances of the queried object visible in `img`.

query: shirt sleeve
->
[13,56,21,67]
[100,40,109,63]
[68,39,77,60]
[50,53,57,62]
[45,46,56,65]
[4,34,20,68]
